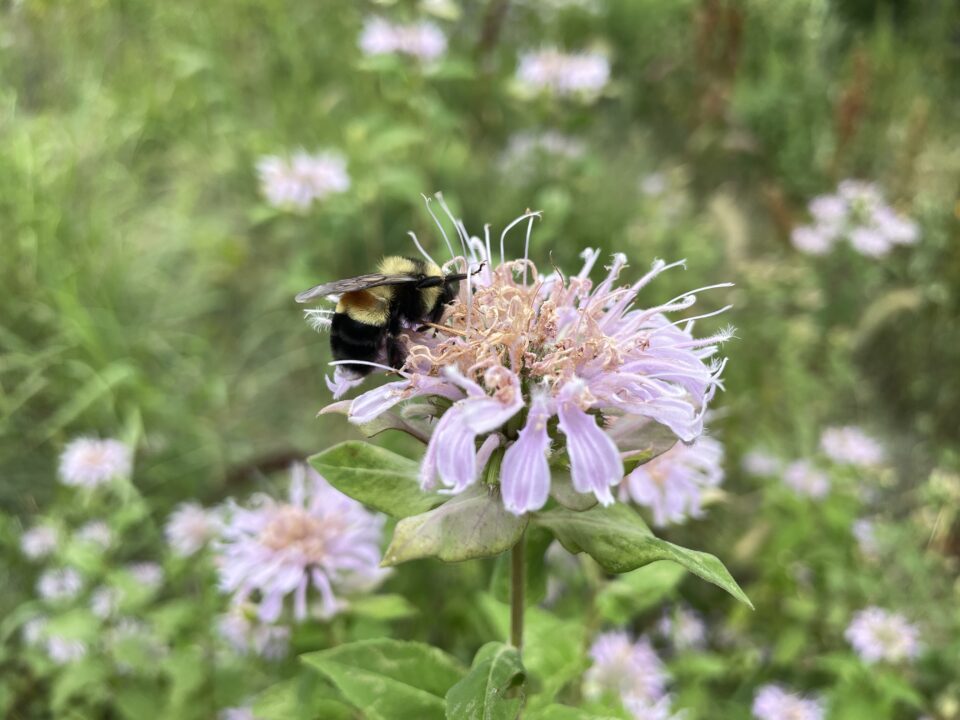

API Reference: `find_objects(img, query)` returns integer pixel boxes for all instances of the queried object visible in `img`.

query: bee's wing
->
[295,273,420,303]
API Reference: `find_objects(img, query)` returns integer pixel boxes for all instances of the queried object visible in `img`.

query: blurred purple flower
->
[59,437,132,489]
[516,48,610,99]
[846,607,921,663]
[21,524,58,560]
[619,435,724,526]
[820,425,885,467]
[165,502,221,557]
[257,151,349,211]
[216,463,388,623]
[37,568,83,602]
[359,17,447,61]
[752,684,824,720]
[782,460,830,499]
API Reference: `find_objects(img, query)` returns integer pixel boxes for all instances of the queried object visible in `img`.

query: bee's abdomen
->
[330,313,386,376]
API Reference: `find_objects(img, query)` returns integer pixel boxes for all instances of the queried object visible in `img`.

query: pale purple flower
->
[499,131,586,175]
[316,202,732,516]
[516,48,610,99]
[22,617,47,646]
[218,606,291,660]
[21,524,58,560]
[620,436,724,526]
[359,17,447,61]
[37,568,83,602]
[852,519,879,558]
[741,450,781,477]
[845,607,921,664]
[584,632,678,718]
[126,562,164,592]
[790,225,834,255]
[91,586,122,619]
[820,426,885,467]
[793,181,919,258]
[849,227,890,257]
[75,521,112,548]
[46,636,88,665]
[622,695,681,720]
[584,632,668,701]
[165,502,220,557]
[219,707,258,720]
[783,460,830,499]
[752,684,824,720]
[257,151,350,211]
[657,605,708,651]
[216,463,388,623]
[59,437,132,488]
[808,194,848,230]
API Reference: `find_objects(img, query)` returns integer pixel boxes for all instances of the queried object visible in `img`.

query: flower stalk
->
[510,531,525,651]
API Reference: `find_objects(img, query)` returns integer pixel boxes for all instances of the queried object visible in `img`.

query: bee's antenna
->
[408,231,438,267]
[421,193,457,264]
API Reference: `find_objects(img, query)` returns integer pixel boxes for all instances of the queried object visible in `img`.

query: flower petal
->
[501,397,553,514]
[557,394,623,505]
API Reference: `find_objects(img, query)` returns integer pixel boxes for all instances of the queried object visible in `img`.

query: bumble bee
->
[296,256,470,375]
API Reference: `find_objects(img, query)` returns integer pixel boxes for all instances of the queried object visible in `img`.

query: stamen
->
[421,194,457,263]
[408,231,437,267]
[499,210,542,266]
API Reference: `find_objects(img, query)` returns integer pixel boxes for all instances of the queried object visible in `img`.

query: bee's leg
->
[386,335,406,370]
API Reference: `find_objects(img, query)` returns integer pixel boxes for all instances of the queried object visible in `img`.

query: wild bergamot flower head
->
[216,463,389,623]
[316,201,732,516]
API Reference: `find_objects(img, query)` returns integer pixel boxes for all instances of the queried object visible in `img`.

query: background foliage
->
[1,0,959,718]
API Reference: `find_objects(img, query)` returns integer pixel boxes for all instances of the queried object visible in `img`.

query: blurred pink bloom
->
[216,463,388,623]
[165,502,221,557]
[584,631,679,719]
[620,436,724,526]
[752,684,824,720]
[359,17,447,61]
[257,151,349,211]
[845,607,921,663]
[790,225,834,255]
[21,525,58,560]
[37,568,83,602]
[793,180,920,258]
[820,425,885,467]
[741,449,781,477]
[782,460,829,499]
[75,521,112,548]
[516,48,610,99]
[59,437,132,489]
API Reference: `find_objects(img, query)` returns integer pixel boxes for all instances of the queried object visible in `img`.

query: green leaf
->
[52,659,111,711]
[303,638,466,720]
[490,527,553,607]
[532,505,752,609]
[346,594,419,621]
[445,642,525,720]
[254,675,354,720]
[382,485,528,566]
[309,441,444,518]
[596,561,687,624]
[478,595,586,709]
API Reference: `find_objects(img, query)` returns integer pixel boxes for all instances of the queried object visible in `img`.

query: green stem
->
[510,532,525,650]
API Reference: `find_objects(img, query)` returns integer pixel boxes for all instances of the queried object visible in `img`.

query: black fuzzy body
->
[329,257,461,377]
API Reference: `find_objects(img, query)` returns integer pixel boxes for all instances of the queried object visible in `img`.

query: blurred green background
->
[2,0,959,717]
